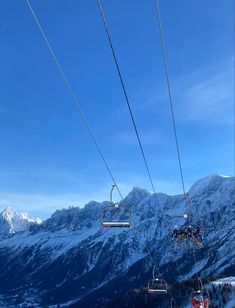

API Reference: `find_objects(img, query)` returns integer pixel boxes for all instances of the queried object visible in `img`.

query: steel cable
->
[25,0,123,199]
[154,0,186,198]
[97,0,158,204]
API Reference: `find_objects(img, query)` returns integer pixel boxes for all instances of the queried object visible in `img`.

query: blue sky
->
[0,0,234,218]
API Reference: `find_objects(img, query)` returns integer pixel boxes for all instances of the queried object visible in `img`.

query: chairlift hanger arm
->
[110,184,122,208]
[185,193,193,216]
[175,194,193,219]
[110,184,116,205]
[198,278,203,292]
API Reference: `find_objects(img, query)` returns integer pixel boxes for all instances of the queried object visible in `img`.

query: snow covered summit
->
[0,207,42,237]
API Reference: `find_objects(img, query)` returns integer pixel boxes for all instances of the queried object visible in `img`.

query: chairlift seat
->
[147,278,168,295]
[101,204,131,229]
[102,221,131,228]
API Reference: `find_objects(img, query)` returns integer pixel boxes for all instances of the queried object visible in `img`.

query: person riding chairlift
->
[191,296,209,308]
[171,226,179,239]
[179,225,187,239]
[194,226,203,242]
[187,224,192,239]
[172,224,203,245]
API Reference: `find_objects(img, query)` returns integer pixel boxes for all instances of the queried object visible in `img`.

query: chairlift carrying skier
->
[191,289,210,308]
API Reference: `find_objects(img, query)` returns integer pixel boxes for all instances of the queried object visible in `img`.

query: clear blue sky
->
[0,0,234,217]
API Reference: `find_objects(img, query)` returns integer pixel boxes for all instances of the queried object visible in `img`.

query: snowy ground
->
[212,277,235,286]
[225,296,235,308]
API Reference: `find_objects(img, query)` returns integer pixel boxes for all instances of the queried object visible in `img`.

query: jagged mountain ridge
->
[0,174,234,307]
[0,207,42,238]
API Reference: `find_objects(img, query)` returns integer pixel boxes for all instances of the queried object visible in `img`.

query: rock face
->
[0,207,42,238]
[0,174,234,307]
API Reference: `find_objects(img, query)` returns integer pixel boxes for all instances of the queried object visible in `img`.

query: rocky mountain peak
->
[0,207,42,237]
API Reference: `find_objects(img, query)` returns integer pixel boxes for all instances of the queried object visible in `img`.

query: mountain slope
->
[0,174,234,307]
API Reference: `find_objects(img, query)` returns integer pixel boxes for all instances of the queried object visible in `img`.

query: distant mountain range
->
[0,174,234,307]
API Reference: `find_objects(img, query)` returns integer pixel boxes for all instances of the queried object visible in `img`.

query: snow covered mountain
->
[0,207,42,238]
[0,174,234,307]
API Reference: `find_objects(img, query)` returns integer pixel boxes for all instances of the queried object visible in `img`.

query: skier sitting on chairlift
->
[187,224,192,239]
[191,296,209,308]
[179,225,187,239]
[194,226,203,242]
[172,223,203,246]
[171,226,179,239]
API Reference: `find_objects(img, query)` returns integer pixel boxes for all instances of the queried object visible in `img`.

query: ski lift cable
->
[154,0,186,198]
[26,1,190,305]
[95,5,178,298]
[129,216,178,305]
[170,227,191,301]
[166,225,191,302]
[144,223,179,306]
[192,245,202,291]
[154,0,206,298]
[188,199,205,291]
[97,0,159,205]
[24,5,170,302]
[25,0,123,200]
[132,227,179,307]
[175,258,191,302]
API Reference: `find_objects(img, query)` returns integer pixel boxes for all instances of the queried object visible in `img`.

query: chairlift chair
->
[190,290,210,308]
[147,278,168,294]
[101,185,131,228]
[147,266,168,295]
[171,193,204,247]
[171,220,204,248]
